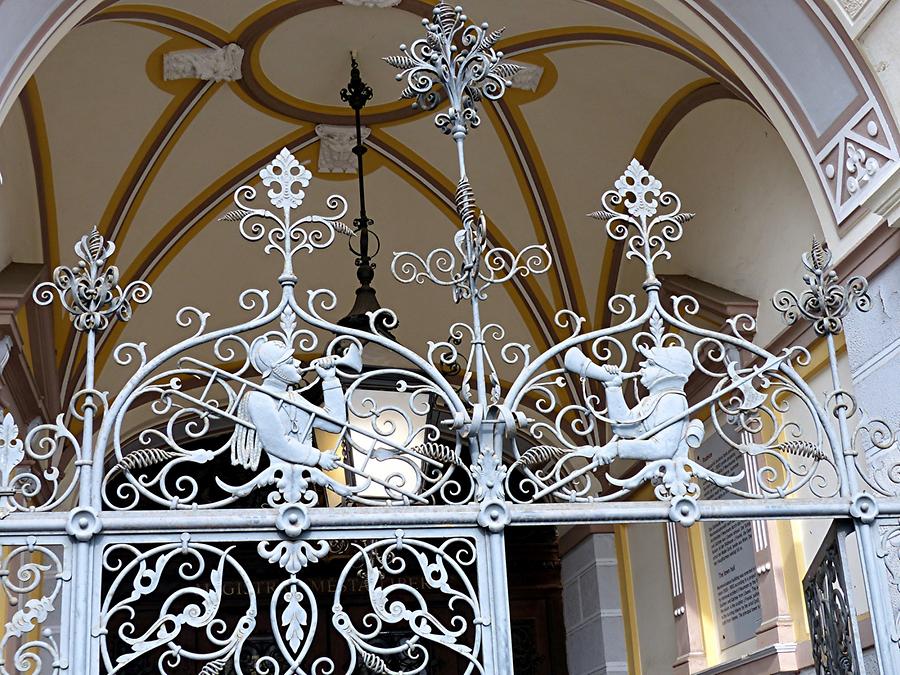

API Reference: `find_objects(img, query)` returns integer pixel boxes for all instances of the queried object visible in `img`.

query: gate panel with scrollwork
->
[1,3,899,673]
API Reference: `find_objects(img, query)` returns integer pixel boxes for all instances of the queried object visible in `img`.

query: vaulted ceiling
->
[5,0,823,404]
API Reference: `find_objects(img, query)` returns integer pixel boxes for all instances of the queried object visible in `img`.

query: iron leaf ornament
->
[774,236,871,335]
[384,1,520,137]
[34,227,151,332]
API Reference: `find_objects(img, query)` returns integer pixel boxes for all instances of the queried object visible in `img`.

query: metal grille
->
[0,3,898,673]
[804,524,865,674]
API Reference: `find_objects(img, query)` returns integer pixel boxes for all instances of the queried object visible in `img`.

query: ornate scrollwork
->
[7,4,900,674]
[333,532,485,674]
[61,134,864,514]
[27,0,874,519]
[878,523,900,647]
[251,535,333,674]
[587,159,694,281]
[97,148,469,511]
[0,411,84,516]
[33,227,151,332]
[773,237,870,336]
[501,162,844,509]
[838,408,900,498]
[805,530,860,673]
[0,538,69,675]
[391,178,551,308]
[99,533,484,675]
[391,174,549,414]
[229,148,350,279]
[99,536,256,675]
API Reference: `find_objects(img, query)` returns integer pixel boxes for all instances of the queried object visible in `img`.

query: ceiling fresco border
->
[0,0,894,229]
[0,1,91,123]
[486,99,585,323]
[19,80,59,272]
[571,0,757,105]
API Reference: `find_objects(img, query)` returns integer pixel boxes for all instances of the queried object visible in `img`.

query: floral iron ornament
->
[34,227,150,332]
[385,3,520,137]
[589,158,695,285]
[774,236,870,335]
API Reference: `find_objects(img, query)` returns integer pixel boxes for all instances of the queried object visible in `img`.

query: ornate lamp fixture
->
[337,54,395,339]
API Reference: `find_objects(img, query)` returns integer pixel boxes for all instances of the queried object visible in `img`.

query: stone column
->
[752,520,804,671]
[560,526,629,675]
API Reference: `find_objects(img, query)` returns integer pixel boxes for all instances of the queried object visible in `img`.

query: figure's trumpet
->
[563,347,639,381]
[305,343,363,374]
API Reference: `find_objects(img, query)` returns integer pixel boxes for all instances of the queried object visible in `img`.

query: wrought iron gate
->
[1,3,899,673]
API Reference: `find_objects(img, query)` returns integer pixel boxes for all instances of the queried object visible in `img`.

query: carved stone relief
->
[818,105,898,216]
[315,124,371,173]
[838,0,868,19]
[508,62,544,92]
[163,44,244,82]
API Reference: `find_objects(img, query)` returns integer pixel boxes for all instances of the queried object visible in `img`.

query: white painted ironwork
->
[0,2,896,672]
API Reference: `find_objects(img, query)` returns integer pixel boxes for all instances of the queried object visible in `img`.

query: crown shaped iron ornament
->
[223,147,352,281]
[588,158,695,286]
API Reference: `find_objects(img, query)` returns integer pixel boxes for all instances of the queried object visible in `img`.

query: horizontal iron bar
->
[510,499,874,524]
[4,499,900,537]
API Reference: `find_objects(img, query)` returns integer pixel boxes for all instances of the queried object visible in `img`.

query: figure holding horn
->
[231,337,362,485]
[564,344,703,465]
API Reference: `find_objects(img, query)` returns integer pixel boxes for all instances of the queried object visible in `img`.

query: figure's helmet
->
[249,338,294,379]
[637,344,694,383]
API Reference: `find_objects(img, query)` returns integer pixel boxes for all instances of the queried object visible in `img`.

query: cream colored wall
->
[649,99,824,346]
[0,100,42,267]
[36,20,173,258]
[627,522,678,673]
